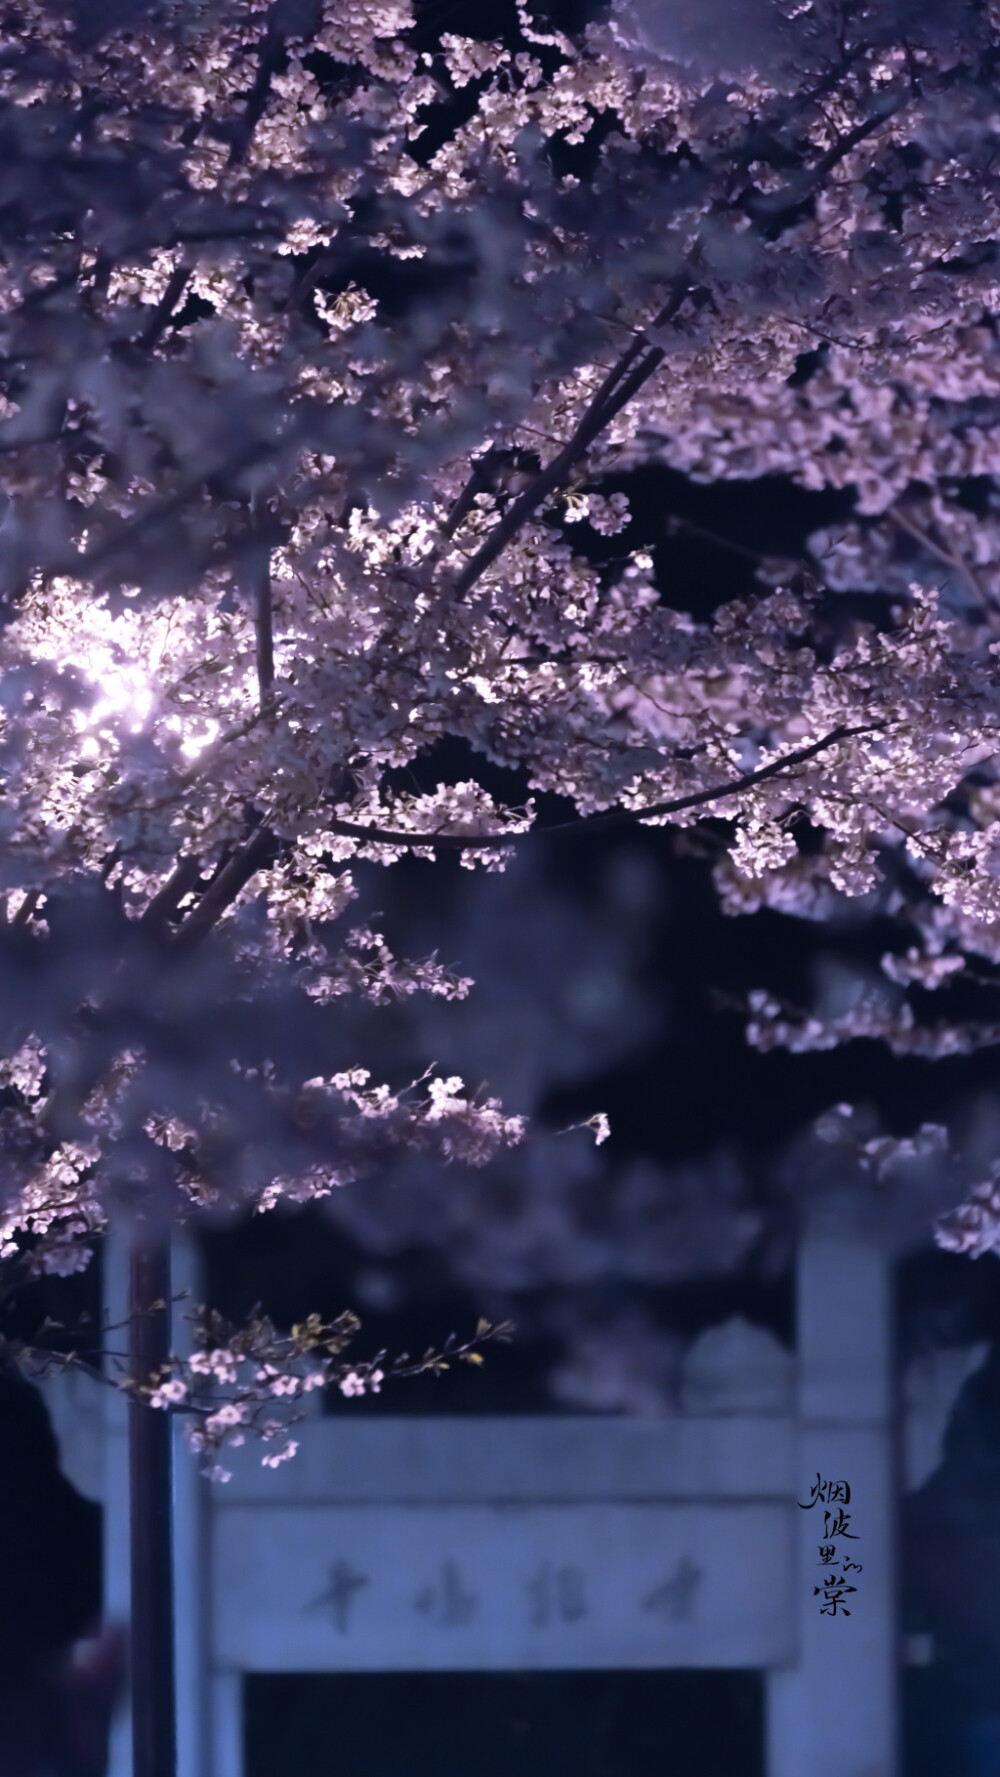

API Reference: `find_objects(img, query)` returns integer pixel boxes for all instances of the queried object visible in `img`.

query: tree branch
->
[808,94,905,183]
[442,444,501,541]
[249,494,275,701]
[887,501,996,614]
[139,855,202,936]
[325,722,883,852]
[66,434,280,576]
[445,61,909,608]
[132,262,193,355]
[10,887,41,930]
[172,825,277,948]
[227,7,287,168]
[449,271,695,601]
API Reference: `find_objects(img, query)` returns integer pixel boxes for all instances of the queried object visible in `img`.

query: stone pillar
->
[766,1205,898,1777]
[172,1231,209,1777]
[209,1672,244,1777]
[103,1228,132,1777]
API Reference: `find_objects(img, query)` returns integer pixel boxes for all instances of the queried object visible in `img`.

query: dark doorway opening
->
[245,1669,764,1777]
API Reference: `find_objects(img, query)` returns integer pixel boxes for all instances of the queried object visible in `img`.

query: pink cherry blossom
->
[0,0,997,1470]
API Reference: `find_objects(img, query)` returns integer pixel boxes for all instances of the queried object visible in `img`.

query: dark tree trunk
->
[128,1235,176,1777]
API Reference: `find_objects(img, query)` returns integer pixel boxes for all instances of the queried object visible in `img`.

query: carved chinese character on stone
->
[526,1563,589,1627]
[642,1556,704,1623]
[306,1559,370,1633]
[412,1560,478,1626]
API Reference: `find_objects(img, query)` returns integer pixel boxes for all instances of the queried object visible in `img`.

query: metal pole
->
[128,1233,177,1777]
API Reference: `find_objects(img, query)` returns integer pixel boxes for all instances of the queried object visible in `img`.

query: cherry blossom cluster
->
[134,1305,510,1478]
[13,1299,512,1477]
[1,0,1000,1400]
[935,1170,1000,1258]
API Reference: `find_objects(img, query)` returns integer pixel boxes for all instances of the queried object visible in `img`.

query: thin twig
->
[665,514,778,566]
[886,502,996,613]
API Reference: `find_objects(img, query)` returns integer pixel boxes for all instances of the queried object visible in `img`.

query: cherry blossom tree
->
[3,0,1000,1765]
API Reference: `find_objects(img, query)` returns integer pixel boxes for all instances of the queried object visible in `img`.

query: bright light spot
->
[31,583,242,772]
[179,720,221,760]
[65,643,155,741]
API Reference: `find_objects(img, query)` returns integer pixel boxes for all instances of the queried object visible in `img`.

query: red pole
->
[128,1233,176,1777]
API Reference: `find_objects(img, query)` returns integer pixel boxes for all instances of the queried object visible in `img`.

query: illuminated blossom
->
[0,0,999,1453]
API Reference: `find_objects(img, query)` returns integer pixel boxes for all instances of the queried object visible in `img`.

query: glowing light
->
[179,720,221,760]
[64,642,155,739]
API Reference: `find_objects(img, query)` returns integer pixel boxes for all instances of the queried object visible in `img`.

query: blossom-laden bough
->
[2,0,1000,1470]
